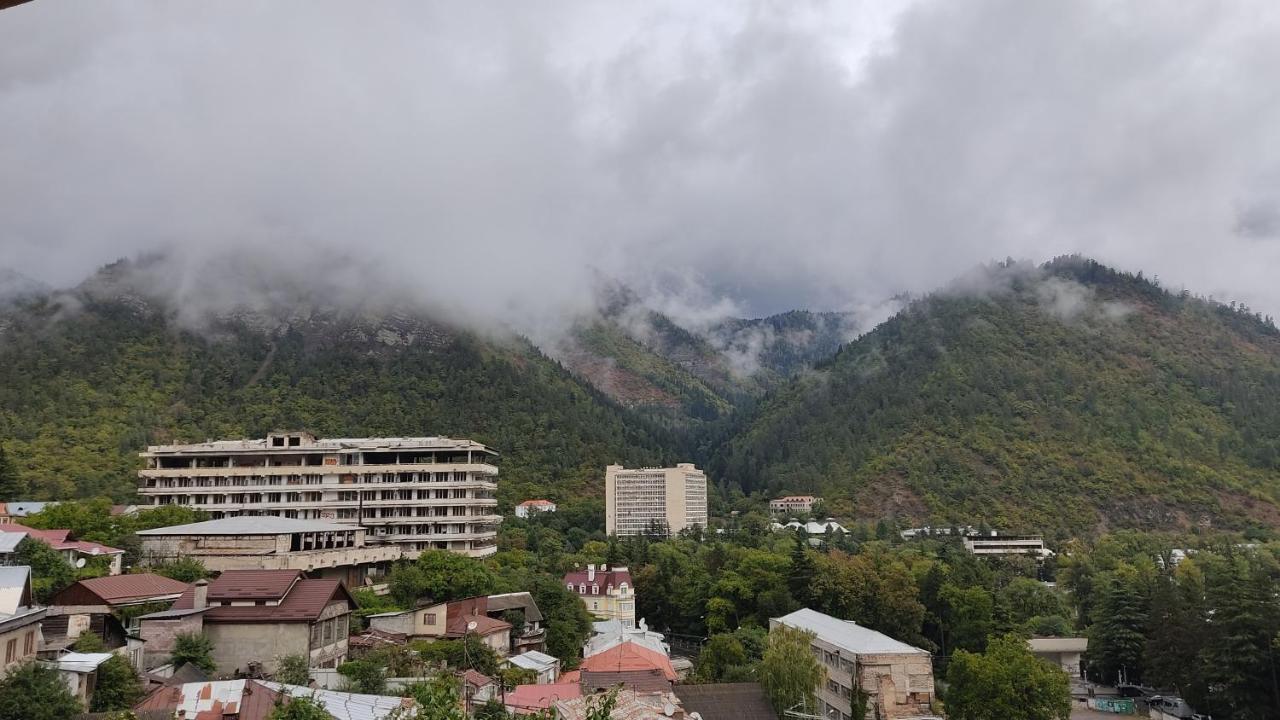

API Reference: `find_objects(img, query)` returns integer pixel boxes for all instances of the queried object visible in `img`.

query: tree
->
[945,634,1070,720]
[940,584,995,653]
[759,625,824,715]
[584,688,619,720]
[0,661,82,720]
[268,695,331,720]
[697,633,749,681]
[172,632,216,674]
[275,654,312,687]
[0,444,26,500]
[337,659,385,694]
[1200,560,1280,718]
[391,677,465,720]
[90,654,144,712]
[413,636,501,676]
[150,557,209,583]
[14,536,74,603]
[388,551,497,607]
[787,533,817,607]
[1087,573,1147,684]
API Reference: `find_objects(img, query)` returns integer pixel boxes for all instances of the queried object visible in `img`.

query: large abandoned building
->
[137,432,500,558]
[136,516,402,587]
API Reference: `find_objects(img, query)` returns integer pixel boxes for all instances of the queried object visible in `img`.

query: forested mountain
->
[714,257,1280,538]
[0,260,679,507]
[556,285,856,427]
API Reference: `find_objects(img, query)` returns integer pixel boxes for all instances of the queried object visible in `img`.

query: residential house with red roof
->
[44,573,189,662]
[0,523,125,575]
[137,569,355,675]
[563,564,635,628]
[514,499,557,518]
[366,591,547,655]
[578,641,678,693]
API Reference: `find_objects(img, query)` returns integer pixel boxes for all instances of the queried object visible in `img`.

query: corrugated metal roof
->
[773,608,927,655]
[168,571,353,623]
[676,683,777,720]
[57,573,189,604]
[261,681,412,720]
[135,679,282,720]
[53,653,114,673]
[579,643,677,680]
[137,516,362,536]
[485,592,544,623]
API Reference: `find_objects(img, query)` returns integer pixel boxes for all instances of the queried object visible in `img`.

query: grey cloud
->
[2,0,1280,342]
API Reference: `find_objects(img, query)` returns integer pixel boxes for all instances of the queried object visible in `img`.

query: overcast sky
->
[2,1,1280,331]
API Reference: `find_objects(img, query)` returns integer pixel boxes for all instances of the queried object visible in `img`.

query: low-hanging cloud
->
[2,0,1280,342]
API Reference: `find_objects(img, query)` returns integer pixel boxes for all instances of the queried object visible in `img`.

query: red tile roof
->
[579,643,677,681]
[462,670,494,688]
[3,523,124,556]
[517,500,555,507]
[562,566,632,593]
[505,683,582,713]
[51,573,189,606]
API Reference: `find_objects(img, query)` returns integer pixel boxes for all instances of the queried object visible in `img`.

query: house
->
[585,619,668,658]
[0,531,26,565]
[0,566,45,679]
[367,592,545,654]
[962,533,1053,559]
[771,608,936,720]
[675,683,778,720]
[769,496,820,514]
[1028,637,1087,677]
[507,649,560,684]
[136,516,401,588]
[563,564,635,629]
[0,524,125,575]
[347,627,407,658]
[578,641,678,693]
[45,574,189,659]
[460,670,499,713]
[514,499,557,518]
[49,652,113,704]
[137,570,355,674]
[1,502,56,522]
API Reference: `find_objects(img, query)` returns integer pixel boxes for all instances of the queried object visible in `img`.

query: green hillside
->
[0,262,678,509]
[714,257,1280,538]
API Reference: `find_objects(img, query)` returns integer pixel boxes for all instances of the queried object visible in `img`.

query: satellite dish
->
[467,621,478,631]
[663,703,676,717]
[75,558,86,569]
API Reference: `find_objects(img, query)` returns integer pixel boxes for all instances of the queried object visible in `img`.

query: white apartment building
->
[962,534,1053,559]
[605,464,707,537]
[137,433,500,558]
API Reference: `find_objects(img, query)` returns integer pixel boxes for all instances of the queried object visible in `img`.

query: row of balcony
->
[138,463,499,478]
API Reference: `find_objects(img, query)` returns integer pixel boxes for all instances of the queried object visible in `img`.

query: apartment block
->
[137,432,500,558]
[605,464,707,537]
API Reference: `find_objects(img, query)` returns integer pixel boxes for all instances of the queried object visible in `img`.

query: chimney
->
[587,564,596,582]
[193,579,209,610]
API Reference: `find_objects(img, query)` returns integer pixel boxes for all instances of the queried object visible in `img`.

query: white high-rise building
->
[137,432,500,558]
[605,463,707,537]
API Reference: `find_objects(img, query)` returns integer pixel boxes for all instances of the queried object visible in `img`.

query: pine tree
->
[1088,573,1147,685]
[1201,561,1280,718]
[787,533,817,607]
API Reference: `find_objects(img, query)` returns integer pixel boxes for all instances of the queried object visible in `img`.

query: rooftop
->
[1,523,124,556]
[261,681,412,720]
[508,651,559,671]
[167,570,354,623]
[675,683,778,720]
[505,682,582,712]
[53,652,114,673]
[579,642,677,681]
[1028,637,1089,653]
[143,435,493,455]
[53,573,190,605]
[137,516,362,536]
[773,608,928,656]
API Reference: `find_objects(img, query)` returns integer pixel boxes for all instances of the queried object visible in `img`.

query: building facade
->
[514,499,557,518]
[962,534,1052,559]
[137,433,500,558]
[605,464,707,537]
[0,567,44,679]
[563,565,635,629]
[136,516,401,587]
[769,495,820,514]
[772,608,936,720]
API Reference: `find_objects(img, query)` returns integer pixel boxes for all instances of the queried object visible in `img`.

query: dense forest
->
[715,257,1280,537]
[0,261,679,507]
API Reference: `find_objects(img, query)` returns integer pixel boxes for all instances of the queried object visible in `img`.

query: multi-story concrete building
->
[962,533,1052,559]
[769,495,821,514]
[772,608,936,720]
[605,464,707,537]
[136,516,402,587]
[137,432,500,558]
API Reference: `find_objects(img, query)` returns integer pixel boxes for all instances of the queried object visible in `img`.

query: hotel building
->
[604,464,707,537]
[137,432,499,558]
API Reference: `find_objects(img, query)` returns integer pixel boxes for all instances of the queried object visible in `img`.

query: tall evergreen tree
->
[787,533,817,607]
[1201,561,1280,719]
[1088,573,1147,685]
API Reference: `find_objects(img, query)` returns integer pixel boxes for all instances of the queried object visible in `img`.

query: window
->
[424,613,437,625]
[567,583,574,591]
[578,584,586,593]
[4,639,14,664]
[311,623,322,647]
[591,585,599,595]
[23,632,34,656]
[827,679,839,693]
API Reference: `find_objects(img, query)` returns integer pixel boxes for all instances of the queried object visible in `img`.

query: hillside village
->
[1,430,1272,719]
